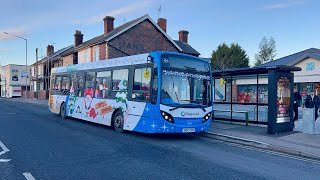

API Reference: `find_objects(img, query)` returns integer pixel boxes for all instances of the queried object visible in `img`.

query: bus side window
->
[78,74,85,97]
[84,72,96,98]
[96,71,111,99]
[132,68,151,101]
[112,69,128,91]
[56,76,62,92]
[70,73,78,96]
[50,75,56,94]
[61,75,70,95]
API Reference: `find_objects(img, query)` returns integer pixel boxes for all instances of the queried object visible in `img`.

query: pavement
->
[1,98,320,179]
[1,97,48,107]
[208,120,320,161]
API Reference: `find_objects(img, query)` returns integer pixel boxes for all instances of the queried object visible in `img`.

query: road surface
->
[0,99,319,180]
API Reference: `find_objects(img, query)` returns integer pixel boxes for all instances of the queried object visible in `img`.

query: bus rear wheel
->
[60,102,68,119]
[112,111,124,133]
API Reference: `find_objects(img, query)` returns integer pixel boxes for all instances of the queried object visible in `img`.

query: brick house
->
[30,44,74,99]
[76,14,200,63]
[29,14,200,99]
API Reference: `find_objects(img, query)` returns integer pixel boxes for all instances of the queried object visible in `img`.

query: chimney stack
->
[157,18,167,32]
[47,45,54,56]
[178,30,189,43]
[103,16,115,35]
[74,30,84,47]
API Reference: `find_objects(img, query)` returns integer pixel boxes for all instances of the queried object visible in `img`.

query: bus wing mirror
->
[147,56,153,63]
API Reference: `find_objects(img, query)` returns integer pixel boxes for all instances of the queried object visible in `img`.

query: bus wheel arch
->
[60,102,68,119]
[111,109,124,133]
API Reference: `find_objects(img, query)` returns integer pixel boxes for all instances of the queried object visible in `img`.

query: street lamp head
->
[3,32,8,34]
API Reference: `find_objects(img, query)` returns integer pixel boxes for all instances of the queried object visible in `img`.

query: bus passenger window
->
[112,69,128,91]
[61,76,70,95]
[96,71,111,98]
[56,76,62,91]
[70,74,78,96]
[132,68,151,101]
[78,74,85,97]
[50,75,56,94]
[84,72,96,97]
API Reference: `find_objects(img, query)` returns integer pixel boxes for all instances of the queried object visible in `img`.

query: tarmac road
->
[0,99,319,180]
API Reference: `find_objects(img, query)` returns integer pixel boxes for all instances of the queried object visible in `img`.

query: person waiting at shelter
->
[305,90,320,121]
[293,87,302,121]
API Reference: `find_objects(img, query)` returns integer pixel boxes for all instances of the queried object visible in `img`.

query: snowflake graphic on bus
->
[49,52,213,133]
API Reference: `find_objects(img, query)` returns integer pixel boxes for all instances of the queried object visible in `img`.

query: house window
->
[94,46,99,61]
[84,49,89,62]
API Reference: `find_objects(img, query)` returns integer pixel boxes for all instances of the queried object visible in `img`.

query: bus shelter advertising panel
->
[277,77,291,123]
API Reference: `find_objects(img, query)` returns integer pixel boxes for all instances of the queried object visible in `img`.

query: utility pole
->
[4,77,7,98]
[36,48,38,99]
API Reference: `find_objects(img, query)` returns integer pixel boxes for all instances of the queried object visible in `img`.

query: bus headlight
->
[202,112,212,123]
[161,111,174,123]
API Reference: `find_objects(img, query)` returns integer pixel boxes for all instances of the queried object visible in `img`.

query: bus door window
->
[151,68,158,104]
[70,73,78,96]
[96,71,111,98]
[132,68,151,101]
[84,72,96,98]
[112,69,128,91]
[78,74,85,97]
[206,80,212,105]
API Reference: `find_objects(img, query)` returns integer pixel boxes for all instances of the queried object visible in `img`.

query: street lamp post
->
[3,32,28,98]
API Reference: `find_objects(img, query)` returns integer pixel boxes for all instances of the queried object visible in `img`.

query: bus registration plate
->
[183,128,195,133]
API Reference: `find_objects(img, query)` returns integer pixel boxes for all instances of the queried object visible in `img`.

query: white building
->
[0,64,31,98]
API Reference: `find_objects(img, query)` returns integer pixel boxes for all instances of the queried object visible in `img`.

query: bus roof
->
[51,51,209,74]
[51,53,149,74]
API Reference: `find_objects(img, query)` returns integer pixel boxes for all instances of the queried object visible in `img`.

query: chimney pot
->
[74,30,84,47]
[157,18,167,32]
[103,16,115,35]
[179,30,189,43]
[47,45,54,56]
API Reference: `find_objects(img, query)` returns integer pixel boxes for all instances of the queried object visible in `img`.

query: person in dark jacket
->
[304,90,320,121]
[293,87,301,121]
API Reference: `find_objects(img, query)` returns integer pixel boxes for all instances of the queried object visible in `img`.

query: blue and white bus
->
[49,51,213,133]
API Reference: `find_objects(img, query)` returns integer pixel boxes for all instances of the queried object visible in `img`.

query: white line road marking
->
[23,172,36,180]
[0,140,10,155]
[0,113,17,115]
[0,140,11,162]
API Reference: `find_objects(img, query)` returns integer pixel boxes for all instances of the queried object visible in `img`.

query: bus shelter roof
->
[212,65,301,77]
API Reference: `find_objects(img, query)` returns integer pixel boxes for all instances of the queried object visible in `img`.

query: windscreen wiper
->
[169,106,180,111]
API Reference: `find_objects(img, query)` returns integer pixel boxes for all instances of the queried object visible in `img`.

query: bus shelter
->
[212,65,301,134]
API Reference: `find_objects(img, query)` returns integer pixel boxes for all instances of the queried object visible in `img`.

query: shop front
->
[293,57,320,106]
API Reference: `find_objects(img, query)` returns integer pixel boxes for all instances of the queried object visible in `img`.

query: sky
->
[0,0,320,67]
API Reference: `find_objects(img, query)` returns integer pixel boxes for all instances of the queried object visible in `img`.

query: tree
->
[210,43,249,70]
[254,36,277,66]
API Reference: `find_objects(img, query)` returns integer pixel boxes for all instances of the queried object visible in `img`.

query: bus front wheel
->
[60,102,67,119]
[112,110,124,133]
